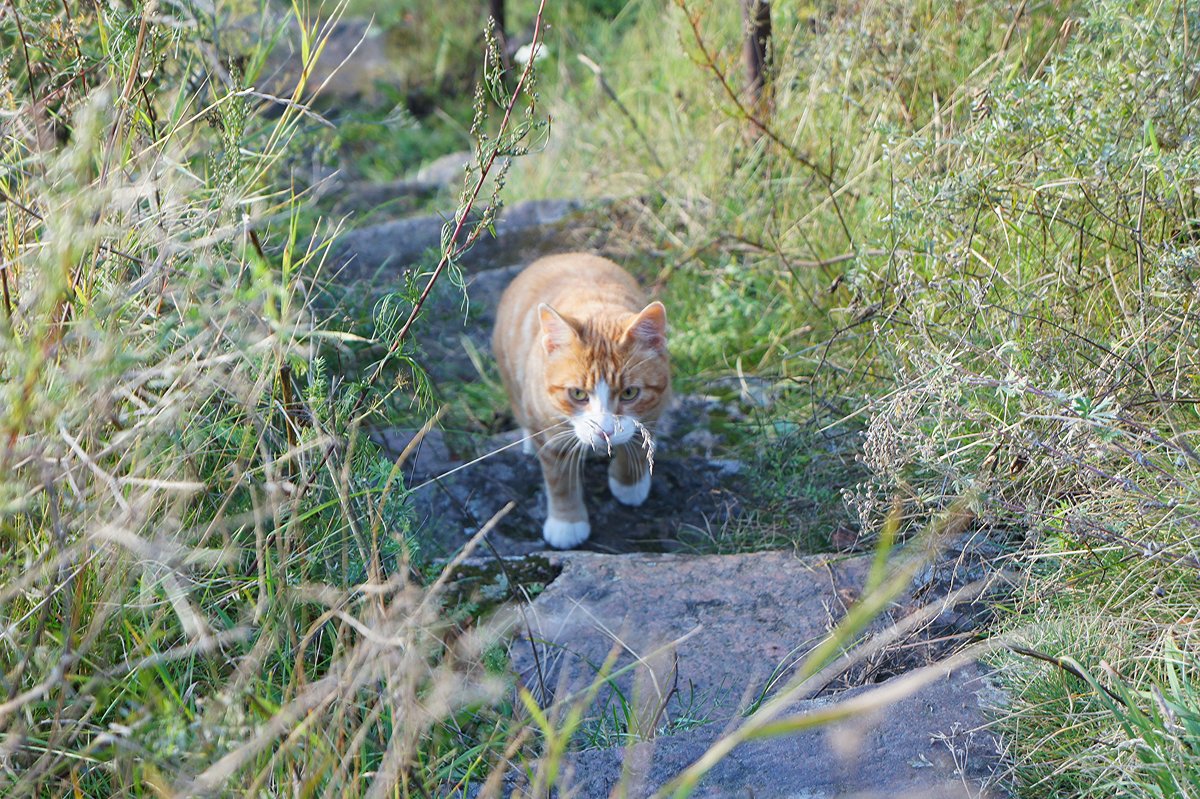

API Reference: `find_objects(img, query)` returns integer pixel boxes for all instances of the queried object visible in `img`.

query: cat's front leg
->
[609,443,651,506]
[538,445,590,548]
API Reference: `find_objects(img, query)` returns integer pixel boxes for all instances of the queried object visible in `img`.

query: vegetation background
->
[2,0,1199,796]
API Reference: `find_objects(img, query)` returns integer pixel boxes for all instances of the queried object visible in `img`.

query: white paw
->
[520,428,535,455]
[543,517,591,549]
[609,471,651,507]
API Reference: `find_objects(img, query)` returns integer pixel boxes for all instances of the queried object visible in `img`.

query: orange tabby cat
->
[492,253,670,548]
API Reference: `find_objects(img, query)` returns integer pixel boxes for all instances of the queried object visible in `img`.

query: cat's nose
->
[597,417,616,437]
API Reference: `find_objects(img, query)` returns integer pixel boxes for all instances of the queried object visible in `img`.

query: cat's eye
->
[567,387,588,403]
[619,386,641,401]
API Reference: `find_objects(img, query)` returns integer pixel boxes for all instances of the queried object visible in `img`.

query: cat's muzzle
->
[573,415,636,450]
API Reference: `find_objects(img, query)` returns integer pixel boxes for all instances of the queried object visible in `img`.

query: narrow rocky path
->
[331,181,749,558]
[329,163,1007,798]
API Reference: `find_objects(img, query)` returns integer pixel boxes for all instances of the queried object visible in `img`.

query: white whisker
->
[407,420,570,493]
[564,437,586,488]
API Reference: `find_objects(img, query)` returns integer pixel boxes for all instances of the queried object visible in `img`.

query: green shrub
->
[849,9,1200,793]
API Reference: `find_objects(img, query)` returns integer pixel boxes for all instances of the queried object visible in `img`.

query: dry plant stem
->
[360,0,549,403]
[1007,645,1128,707]
[999,0,1029,53]
[1,265,11,319]
[478,726,533,798]
[673,0,853,247]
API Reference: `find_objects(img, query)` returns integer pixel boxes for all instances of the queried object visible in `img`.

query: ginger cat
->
[492,253,670,549]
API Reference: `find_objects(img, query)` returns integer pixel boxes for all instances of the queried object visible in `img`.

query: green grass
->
[332,97,474,182]
[0,1,546,795]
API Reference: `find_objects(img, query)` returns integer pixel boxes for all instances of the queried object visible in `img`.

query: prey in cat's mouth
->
[492,254,670,549]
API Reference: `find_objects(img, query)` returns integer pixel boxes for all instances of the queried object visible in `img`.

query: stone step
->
[330,198,590,282]
[563,661,1004,799]
[503,550,1004,797]
[328,177,443,219]
[323,151,476,222]
[511,551,873,713]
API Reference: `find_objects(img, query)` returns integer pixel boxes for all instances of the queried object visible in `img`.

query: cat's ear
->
[624,301,668,352]
[538,304,577,354]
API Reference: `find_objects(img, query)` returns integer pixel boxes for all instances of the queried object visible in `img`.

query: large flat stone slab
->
[499,550,1005,798]
[323,152,477,221]
[511,551,875,713]
[562,661,1005,799]
[329,177,443,219]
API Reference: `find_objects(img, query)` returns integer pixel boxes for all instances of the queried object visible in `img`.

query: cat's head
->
[538,301,670,449]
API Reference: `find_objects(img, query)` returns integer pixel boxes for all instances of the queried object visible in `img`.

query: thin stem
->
[358,0,549,405]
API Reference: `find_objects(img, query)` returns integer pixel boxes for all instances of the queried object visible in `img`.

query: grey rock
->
[655,394,738,455]
[330,178,441,218]
[501,549,1005,798]
[327,152,473,220]
[561,661,1005,799]
[416,151,473,186]
[708,458,743,477]
[330,198,589,282]
[679,428,720,458]
[370,427,458,478]
[733,374,781,409]
[511,551,874,714]
[256,18,397,106]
